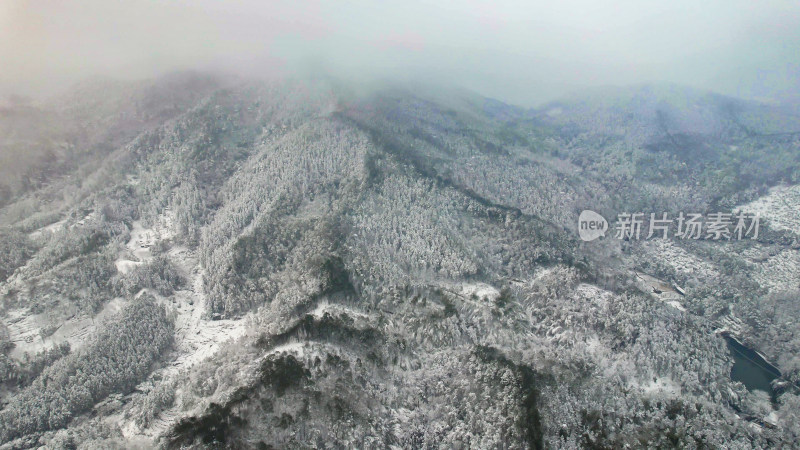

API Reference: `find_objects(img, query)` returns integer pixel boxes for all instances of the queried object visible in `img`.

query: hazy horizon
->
[2,0,800,106]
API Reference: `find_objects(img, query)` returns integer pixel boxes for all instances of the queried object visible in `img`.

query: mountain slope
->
[1,75,799,448]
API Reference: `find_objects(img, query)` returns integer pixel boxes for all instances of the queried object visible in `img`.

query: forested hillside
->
[0,74,798,448]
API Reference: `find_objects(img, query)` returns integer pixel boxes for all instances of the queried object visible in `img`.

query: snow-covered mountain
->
[1,73,799,448]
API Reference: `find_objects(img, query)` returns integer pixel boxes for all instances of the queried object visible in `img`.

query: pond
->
[724,335,781,394]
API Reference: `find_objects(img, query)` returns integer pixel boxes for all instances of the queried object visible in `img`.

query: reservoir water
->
[724,335,780,394]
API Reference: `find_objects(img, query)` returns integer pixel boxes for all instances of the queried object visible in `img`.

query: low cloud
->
[2,0,799,105]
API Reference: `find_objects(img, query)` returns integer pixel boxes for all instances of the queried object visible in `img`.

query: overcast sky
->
[2,0,799,106]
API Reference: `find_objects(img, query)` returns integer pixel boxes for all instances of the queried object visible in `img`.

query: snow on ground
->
[295,194,332,220]
[4,308,53,359]
[27,218,68,240]
[665,300,687,312]
[641,377,682,397]
[160,263,248,379]
[746,248,800,293]
[5,207,252,441]
[578,335,612,363]
[731,185,800,293]
[631,271,687,312]
[4,296,128,360]
[717,311,746,336]
[2,215,90,294]
[115,221,156,274]
[458,282,500,302]
[574,283,613,310]
[268,342,307,358]
[115,210,178,274]
[117,239,249,440]
[26,209,99,241]
[6,213,181,361]
[765,411,779,427]
[95,297,129,321]
[310,300,370,321]
[739,183,800,235]
[643,239,721,281]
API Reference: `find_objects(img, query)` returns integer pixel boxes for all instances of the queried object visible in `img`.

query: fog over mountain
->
[1,2,800,449]
[2,0,800,105]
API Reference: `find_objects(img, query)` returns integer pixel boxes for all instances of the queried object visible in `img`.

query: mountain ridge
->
[1,73,799,448]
